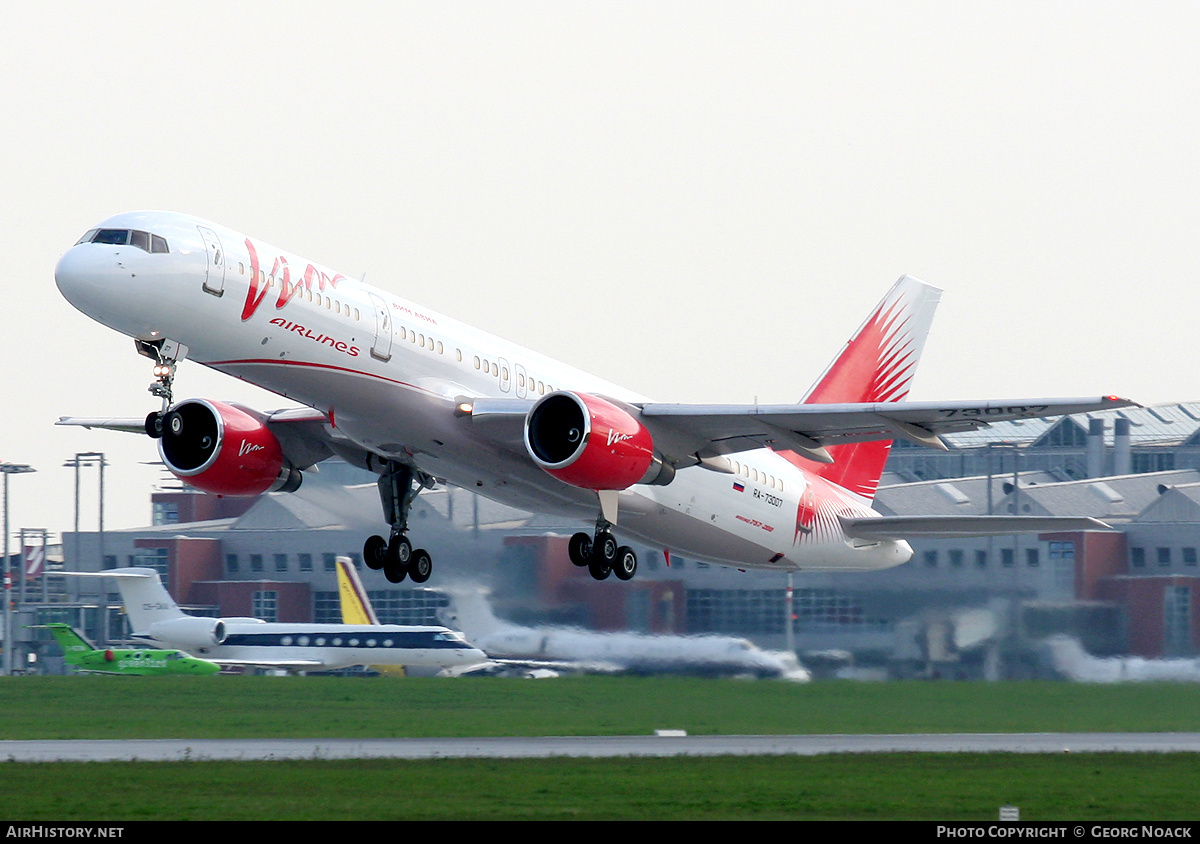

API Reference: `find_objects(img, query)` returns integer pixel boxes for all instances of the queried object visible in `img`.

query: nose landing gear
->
[136,338,188,439]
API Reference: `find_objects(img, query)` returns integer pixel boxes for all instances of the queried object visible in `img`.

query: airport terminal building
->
[31,401,1200,678]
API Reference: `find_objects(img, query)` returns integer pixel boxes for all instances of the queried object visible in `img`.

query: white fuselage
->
[441,589,809,679]
[135,621,487,671]
[55,211,910,572]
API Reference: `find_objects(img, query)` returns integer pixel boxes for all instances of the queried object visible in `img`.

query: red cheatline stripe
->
[209,358,423,391]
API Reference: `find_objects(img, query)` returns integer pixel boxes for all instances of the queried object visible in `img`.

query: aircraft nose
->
[55,244,127,321]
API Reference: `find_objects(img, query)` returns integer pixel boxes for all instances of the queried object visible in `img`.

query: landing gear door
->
[197,226,226,297]
[368,293,393,362]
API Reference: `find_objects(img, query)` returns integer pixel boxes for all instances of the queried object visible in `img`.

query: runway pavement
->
[4,733,1200,762]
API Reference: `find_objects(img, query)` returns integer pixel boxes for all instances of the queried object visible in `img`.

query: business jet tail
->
[33,624,95,664]
[336,557,379,625]
[59,568,186,631]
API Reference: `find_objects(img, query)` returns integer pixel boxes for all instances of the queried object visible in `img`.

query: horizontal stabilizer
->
[838,514,1113,541]
[57,569,157,578]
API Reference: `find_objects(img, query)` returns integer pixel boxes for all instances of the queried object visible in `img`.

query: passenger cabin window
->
[81,229,168,253]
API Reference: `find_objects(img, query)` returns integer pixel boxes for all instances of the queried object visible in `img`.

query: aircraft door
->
[514,363,528,398]
[368,293,393,362]
[498,357,511,393]
[198,226,226,296]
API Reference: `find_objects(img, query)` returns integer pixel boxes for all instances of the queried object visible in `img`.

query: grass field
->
[6,754,1200,821]
[3,676,1200,820]
[7,674,1200,738]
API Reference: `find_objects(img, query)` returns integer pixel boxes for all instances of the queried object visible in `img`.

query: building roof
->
[225,475,537,534]
[994,469,1200,520]
[1134,483,1200,523]
[937,401,1200,450]
[874,471,1062,517]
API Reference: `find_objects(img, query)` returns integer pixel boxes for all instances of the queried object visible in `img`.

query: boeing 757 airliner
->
[55,211,1133,583]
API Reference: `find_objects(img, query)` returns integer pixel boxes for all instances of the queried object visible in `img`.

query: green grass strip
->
[2,754,1196,821]
[4,676,1200,739]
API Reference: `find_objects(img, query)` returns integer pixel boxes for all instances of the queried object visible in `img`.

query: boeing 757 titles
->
[55,212,1134,583]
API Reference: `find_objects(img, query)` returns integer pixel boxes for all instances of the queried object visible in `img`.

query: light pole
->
[1,462,36,676]
[986,442,1023,678]
[64,453,106,643]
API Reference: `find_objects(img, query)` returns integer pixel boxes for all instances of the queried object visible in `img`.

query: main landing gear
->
[363,460,434,584]
[568,523,638,582]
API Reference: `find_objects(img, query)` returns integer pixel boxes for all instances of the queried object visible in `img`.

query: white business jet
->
[59,568,486,672]
[55,212,1133,584]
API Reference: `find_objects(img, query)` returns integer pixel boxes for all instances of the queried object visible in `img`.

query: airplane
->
[437,587,811,680]
[31,622,221,676]
[54,211,1135,584]
[1042,635,1200,683]
[57,568,487,673]
[335,556,407,676]
[336,556,380,625]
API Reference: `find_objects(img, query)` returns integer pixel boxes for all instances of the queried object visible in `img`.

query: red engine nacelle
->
[157,399,301,496]
[524,391,672,490]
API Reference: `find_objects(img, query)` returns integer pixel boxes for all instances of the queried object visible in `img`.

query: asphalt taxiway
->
[3,733,1200,762]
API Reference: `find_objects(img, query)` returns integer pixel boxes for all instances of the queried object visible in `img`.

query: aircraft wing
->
[440,658,625,678]
[56,406,359,471]
[466,395,1138,465]
[637,396,1137,461]
[205,658,326,669]
[56,416,148,434]
[838,514,1113,541]
[61,393,1138,475]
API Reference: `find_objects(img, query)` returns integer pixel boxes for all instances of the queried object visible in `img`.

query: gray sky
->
[2,2,1197,538]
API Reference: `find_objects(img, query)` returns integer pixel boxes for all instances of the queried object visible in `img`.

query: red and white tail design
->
[799,275,941,499]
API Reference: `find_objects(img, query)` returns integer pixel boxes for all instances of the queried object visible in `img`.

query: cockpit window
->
[93,229,129,245]
[80,228,169,253]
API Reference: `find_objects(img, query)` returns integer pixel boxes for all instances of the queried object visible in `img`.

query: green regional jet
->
[34,624,221,676]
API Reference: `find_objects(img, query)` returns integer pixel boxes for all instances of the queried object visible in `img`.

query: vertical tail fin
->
[336,556,380,625]
[800,275,941,499]
[436,588,506,640]
[39,624,95,663]
[61,568,185,632]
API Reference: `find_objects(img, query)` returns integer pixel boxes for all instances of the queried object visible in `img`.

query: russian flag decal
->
[733,481,745,492]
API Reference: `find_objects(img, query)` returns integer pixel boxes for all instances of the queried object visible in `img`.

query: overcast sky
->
[2,2,1198,539]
